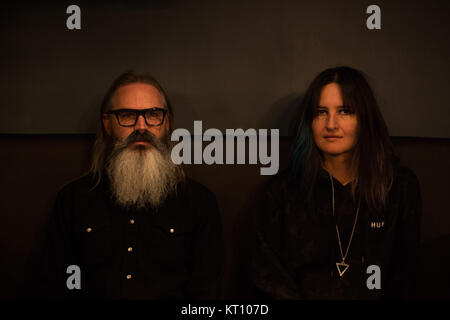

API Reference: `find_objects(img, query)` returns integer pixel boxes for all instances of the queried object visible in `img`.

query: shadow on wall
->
[262,93,304,135]
[169,92,202,131]
[77,95,103,134]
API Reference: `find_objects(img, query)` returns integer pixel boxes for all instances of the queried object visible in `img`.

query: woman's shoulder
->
[393,160,420,189]
[390,160,421,204]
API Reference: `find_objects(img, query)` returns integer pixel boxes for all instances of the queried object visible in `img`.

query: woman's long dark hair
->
[290,66,395,210]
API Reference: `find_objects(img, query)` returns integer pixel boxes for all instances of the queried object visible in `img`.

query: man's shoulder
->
[56,173,100,198]
[181,177,217,200]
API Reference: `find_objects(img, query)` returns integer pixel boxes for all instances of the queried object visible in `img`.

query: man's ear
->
[102,114,112,136]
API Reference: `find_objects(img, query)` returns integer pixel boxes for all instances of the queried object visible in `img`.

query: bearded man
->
[36,71,224,299]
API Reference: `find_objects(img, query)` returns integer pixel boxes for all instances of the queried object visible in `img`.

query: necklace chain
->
[329,172,360,263]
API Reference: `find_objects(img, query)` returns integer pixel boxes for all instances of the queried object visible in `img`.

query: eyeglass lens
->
[117,109,164,126]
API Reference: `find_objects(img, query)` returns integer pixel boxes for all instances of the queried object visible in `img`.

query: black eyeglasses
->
[105,107,168,127]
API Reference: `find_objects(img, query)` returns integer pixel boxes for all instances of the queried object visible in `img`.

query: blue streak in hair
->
[290,109,311,187]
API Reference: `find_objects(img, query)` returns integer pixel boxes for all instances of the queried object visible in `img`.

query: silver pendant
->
[336,261,350,277]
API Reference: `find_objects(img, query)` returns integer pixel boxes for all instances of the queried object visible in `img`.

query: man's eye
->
[316,109,327,115]
[147,111,159,118]
[119,111,135,119]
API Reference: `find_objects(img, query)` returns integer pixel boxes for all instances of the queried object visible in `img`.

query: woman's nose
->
[326,113,338,130]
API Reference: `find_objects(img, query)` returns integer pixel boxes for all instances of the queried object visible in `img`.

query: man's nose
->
[134,114,148,132]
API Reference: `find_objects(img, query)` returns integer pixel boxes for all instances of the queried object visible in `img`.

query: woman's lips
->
[324,136,342,141]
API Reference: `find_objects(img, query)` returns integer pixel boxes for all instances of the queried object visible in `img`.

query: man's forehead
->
[111,83,165,109]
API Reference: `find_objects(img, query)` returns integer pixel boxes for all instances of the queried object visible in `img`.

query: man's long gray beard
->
[105,132,184,209]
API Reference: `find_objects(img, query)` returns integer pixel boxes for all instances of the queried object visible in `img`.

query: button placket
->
[128,218,136,255]
[124,216,137,284]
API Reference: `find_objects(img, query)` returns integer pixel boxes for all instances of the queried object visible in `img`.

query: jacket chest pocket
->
[77,222,114,267]
[146,222,194,265]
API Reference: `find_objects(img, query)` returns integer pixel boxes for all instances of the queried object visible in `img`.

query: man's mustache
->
[107,130,170,163]
[126,130,159,148]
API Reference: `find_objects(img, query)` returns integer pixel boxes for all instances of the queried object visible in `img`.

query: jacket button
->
[169,228,175,234]
[86,227,92,232]
[128,247,133,252]
[126,274,132,280]
[130,219,135,224]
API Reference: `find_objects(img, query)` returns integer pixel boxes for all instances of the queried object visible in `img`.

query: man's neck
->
[322,153,353,186]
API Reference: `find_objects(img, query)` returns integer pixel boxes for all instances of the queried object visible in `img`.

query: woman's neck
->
[322,154,354,186]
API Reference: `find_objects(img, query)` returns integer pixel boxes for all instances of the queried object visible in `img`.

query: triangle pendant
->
[336,261,350,277]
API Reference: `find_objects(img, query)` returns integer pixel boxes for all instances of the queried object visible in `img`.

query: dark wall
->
[1,0,449,137]
[1,135,449,299]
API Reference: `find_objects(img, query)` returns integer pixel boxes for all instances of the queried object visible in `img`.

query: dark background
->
[1,0,449,299]
[1,0,449,137]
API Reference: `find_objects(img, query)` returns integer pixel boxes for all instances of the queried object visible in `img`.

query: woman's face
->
[312,83,358,159]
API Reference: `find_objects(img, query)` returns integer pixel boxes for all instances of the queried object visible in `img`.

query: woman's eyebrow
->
[316,105,347,109]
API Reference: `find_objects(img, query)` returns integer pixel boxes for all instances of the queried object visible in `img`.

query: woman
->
[251,66,422,299]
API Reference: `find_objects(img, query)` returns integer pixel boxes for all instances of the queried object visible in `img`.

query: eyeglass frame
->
[105,107,168,127]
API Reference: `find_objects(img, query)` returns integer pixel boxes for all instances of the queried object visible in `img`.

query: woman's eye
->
[340,108,353,115]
